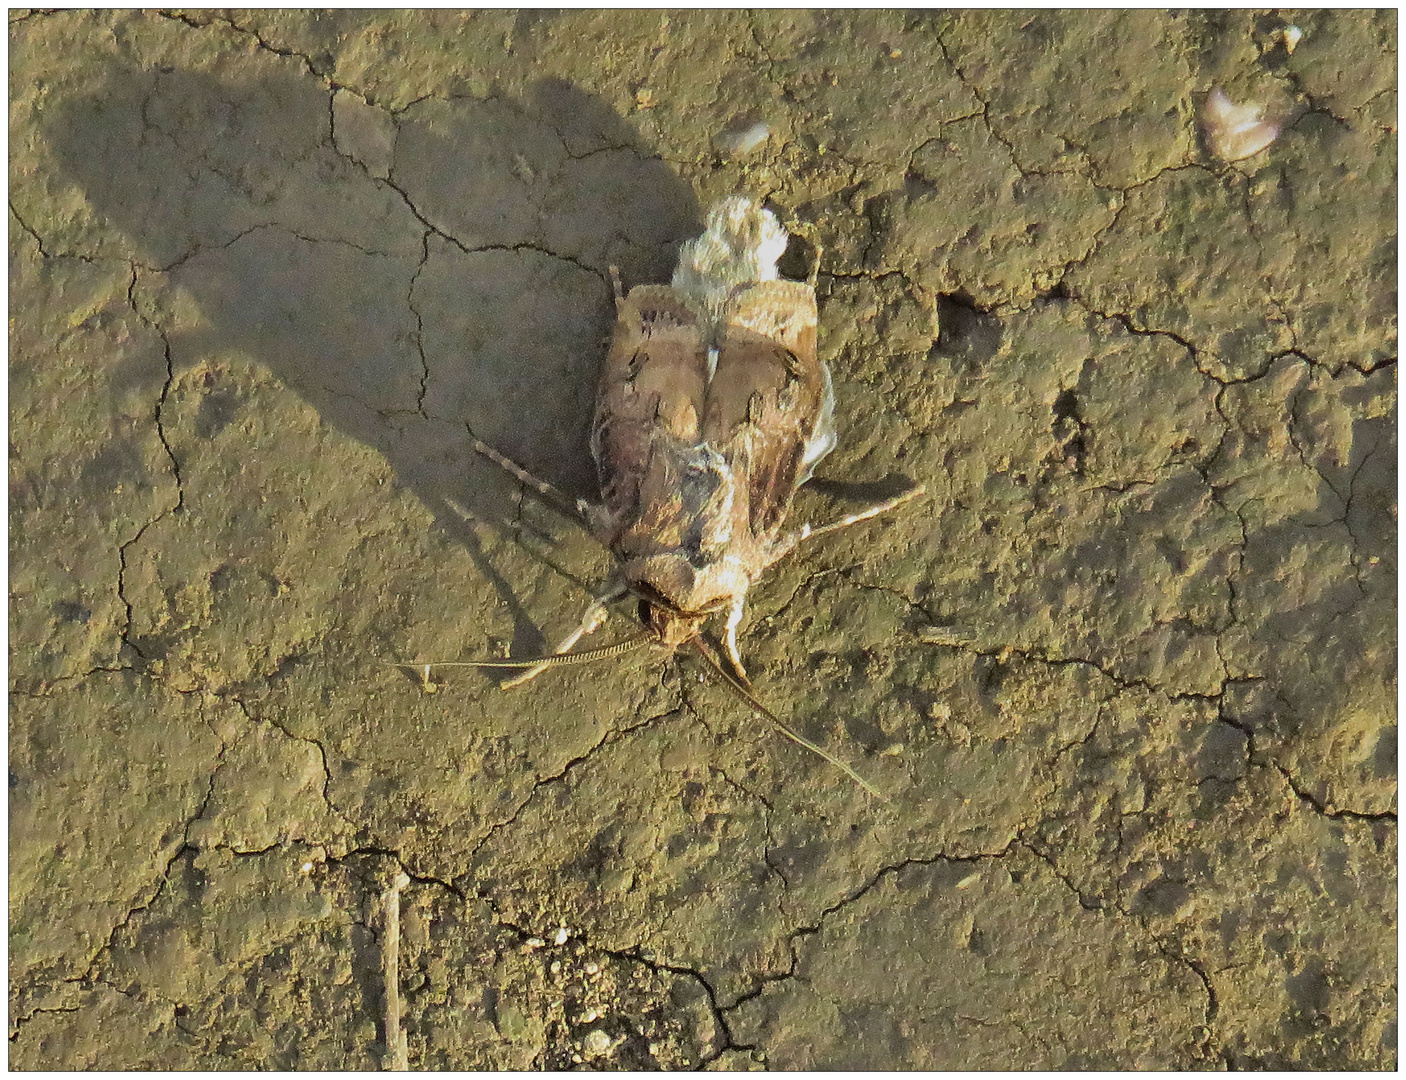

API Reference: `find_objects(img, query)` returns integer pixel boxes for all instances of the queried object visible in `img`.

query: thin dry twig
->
[382,870,411,1071]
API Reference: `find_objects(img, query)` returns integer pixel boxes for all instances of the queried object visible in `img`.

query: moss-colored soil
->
[10,8,1395,1069]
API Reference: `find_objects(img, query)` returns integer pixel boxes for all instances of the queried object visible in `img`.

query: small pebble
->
[584,961,600,975]
[919,625,971,646]
[713,120,771,158]
[553,926,570,945]
[525,937,546,949]
[550,960,562,975]
[584,1029,612,1056]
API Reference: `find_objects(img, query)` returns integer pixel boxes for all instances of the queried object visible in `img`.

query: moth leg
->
[723,594,749,685]
[467,428,598,528]
[500,580,629,689]
[792,484,926,544]
[609,265,626,305]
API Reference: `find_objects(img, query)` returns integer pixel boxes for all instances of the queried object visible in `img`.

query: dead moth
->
[431,197,923,795]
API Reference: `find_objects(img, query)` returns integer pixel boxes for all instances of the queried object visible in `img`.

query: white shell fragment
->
[1201,88,1280,162]
[1259,23,1305,56]
[713,119,772,158]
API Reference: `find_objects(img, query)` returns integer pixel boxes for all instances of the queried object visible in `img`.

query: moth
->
[436,197,923,793]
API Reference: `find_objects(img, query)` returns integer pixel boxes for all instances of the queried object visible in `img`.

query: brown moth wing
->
[592,284,709,526]
[702,280,824,539]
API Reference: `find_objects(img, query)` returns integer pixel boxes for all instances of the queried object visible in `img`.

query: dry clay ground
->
[8,8,1397,1070]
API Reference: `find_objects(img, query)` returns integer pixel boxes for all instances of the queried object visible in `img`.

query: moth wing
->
[592,285,709,522]
[703,280,829,537]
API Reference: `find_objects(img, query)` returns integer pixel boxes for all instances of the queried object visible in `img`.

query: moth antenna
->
[501,583,626,689]
[691,638,886,800]
[385,635,649,677]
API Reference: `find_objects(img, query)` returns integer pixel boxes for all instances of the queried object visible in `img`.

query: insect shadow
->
[43,60,703,660]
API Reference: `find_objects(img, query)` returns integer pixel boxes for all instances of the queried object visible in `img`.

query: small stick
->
[382,870,411,1071]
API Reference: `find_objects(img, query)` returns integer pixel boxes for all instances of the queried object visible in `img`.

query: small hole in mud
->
[1052,388,1080,423]
[934,290,1002,362]
[778,233,816,281]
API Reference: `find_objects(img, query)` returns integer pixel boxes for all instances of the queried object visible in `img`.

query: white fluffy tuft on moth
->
[399,197,923,798]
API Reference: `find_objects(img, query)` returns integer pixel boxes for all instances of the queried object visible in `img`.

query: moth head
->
[643,604,707,649]
[623,557,734,649]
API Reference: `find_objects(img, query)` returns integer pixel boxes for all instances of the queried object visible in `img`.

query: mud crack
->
[114,264,187,664]
[464,678,685,866]
[720,837,1021,1028]
[10,706,228,1038]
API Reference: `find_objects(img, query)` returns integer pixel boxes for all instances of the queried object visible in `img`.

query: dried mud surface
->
[9,8,1396,1070]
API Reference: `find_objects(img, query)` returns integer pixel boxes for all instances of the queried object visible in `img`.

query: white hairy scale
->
[671,195,790,336]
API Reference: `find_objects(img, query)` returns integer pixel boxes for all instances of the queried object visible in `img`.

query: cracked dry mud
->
[8,8,1396,1070]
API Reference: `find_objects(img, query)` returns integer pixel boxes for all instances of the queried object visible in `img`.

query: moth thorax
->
[625,555,699,612]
